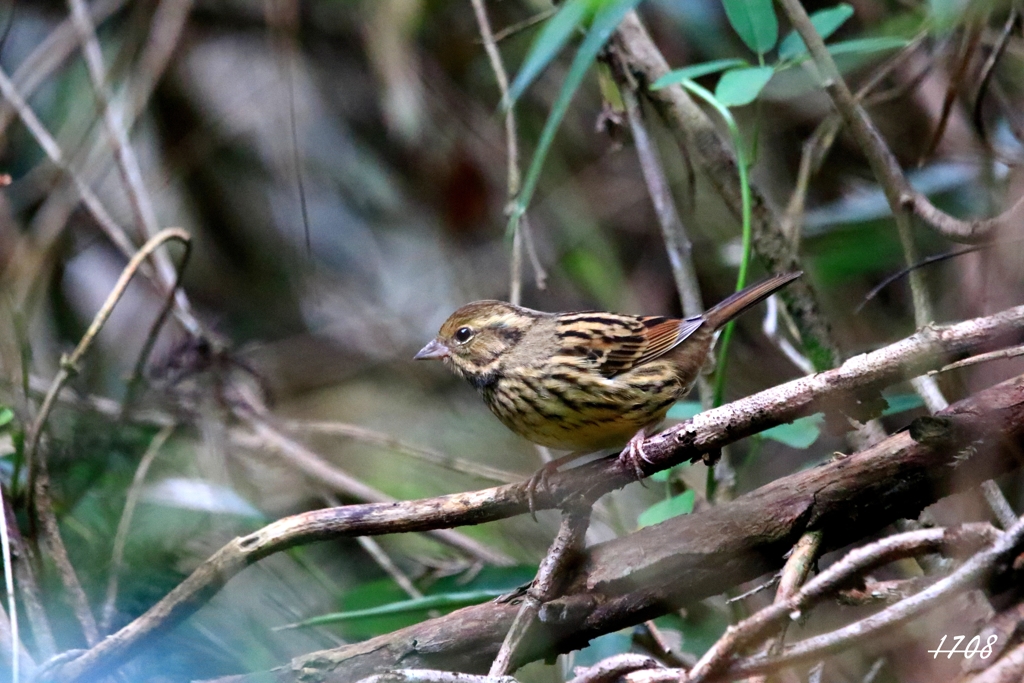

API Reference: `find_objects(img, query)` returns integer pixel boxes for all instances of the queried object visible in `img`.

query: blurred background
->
[0,0,1022,680]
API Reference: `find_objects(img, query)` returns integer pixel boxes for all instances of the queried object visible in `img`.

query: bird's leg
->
[525,450,587,520]
[618,424,657,482]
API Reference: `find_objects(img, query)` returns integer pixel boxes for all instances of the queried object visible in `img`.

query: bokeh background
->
[0,0,1023,681]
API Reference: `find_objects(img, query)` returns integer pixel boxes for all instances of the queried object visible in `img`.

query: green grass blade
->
[509,0,643,231]
[276,589,506,630]
[651,58,749,89]
[507,0,593,107]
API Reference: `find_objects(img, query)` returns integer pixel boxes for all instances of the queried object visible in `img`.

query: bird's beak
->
[414,339,450,361]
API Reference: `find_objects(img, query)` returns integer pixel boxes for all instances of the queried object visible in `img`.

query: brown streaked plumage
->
[415,272,802,492]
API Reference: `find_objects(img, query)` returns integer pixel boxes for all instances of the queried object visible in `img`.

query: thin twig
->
[67,0,201,334]
[280,419,520,484]
[357,537,425,601]
[0,0,129,137]
[687,524,999,683]
[1,493,55,659]
[356,670,518,683]
[490,7,556,44]
[24,229,189,646]
[0,486,31,683]
[980,480,1018,530]
[619,81,713,411]
[67,0,161,240]
[855,243,994,314]
[120,229,195,418]
[933,344,1024,374]
[763,296,814,375]
[123,0,195,125]
[750,529,823,682]
[0,62,202,336]
[620,86,703,319]
[973,8,1020,149]
[0,483,13,683]
[611,11,841,371]
[33,438,101,644]
[469,0,540,303]
[24,229,191,494]
[567,654,663,683]
[489,504,591,676]
[100,424,175,634]
[726,518,1024,678]
[776,0,1024,244]
[780,31,929,253]
[0,62,137,259]
[234,409,515,567]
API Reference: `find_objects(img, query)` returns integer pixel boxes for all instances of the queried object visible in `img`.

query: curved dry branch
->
[50,302,1024,683]
[776,0,1022,244]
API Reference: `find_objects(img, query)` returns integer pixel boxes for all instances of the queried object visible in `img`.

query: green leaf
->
[722,0,778,55]
[574,631,633,667]
[334,565,537,638]
[280,590,505,630]
[778,3,855,60]
[929,0,962,32]
[761,414,824,449]
[650,462,691,483]
[666,401,703,421]
[638,489,695,527]
[652,58,749,89]
[881,393,925,416]
[507,0,593,106]
[0,407,12,429]
[714,65,774,106]
[826,36,908,56]
[512,0,642,226]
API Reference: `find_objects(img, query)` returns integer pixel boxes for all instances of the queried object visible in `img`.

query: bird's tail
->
[702,272,803,330]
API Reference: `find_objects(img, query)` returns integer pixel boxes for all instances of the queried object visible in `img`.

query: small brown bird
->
[415,272,801,492]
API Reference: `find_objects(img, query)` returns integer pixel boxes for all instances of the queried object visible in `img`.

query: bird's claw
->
[525,462,559,521]
[619,432,653,484]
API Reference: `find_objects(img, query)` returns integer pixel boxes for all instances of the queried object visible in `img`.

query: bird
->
[414,271,802,504]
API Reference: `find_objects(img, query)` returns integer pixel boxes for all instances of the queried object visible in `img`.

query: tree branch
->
[50,301,1024,682]
[205,370,1024,683]
[775,0,1023,244]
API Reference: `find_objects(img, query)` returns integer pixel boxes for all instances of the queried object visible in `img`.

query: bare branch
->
[687,525,998,682]
[567,654,663,683]
[775,0,1023,243]
[101,424,176,634]
[727,518,1023,678]
[469,0,544,300]
[490,505,591,675]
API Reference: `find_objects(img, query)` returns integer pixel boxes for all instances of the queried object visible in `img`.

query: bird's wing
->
[632,315,705,367]
[554,313,704,378]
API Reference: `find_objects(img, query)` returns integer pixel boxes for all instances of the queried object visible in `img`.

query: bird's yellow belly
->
[483,361,686,452]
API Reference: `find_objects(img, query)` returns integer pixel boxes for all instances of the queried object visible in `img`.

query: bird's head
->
[414,300,534,385]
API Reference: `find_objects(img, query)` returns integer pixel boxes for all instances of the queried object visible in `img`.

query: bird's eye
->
[454,326,474,344]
